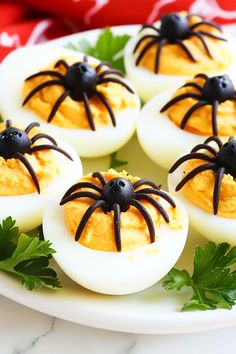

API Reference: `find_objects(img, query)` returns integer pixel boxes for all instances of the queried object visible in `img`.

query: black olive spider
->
[60,172,176,251]
[169,135,236,215]
[23,56,134,131]
[0,120,72,194]
[160,73,236,136]
[133,13,226,73]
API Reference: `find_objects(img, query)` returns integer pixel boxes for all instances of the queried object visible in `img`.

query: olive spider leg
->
[194,73,209,80]
[22,80,65,106]
[180,101,208,129]
[204,136,223,149]
[92,172,107,186]
[181,82,203,92]
[98,69,125,78]
[135,38,161,66]
[31,133,57,146]
[133,179,160,190]
[95,62,112,73]
[54,60,69,69]
[191,144,218,156]
[190,32,212,58]
[129,200,155,242]
[99,77,134,93]
[175,162,218,191]
[213,167,225,214]
[160,93,202,112]
[133,34,161,54]
[198,30,226,41]
[175,40,196,62]
[155,39,167,73]
[60,191,101,205]
[30,144,73,161]
[211,100,219,136]
[169,153,216,173]
[14,152,40,194]
[82,92,95,130]
[25,70,65,82]
[190,21,222,32]
[135,193,170,223]
[140,25,161,34]
[75,200,107,241]
[6,120,12,128]
[61,182,102,201]
[135,188,176,207]
[94,91,116,127]
[24,122,40,134]
[48,91,70,123]
[113,203,121,251]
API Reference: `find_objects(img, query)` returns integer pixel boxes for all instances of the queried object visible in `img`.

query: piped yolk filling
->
[136,15,232,75]
[23,58,136,130]
[0,123,59,196]
[64,169,182,252]
[166,77,236,136]
[182,158,236,218]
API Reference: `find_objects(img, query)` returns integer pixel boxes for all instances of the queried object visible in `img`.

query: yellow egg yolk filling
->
[64,169,182,252]
[23,58,136,130]
[0,123,59,196]
[166,77,236,136]
[182,158,236,218]
[136,15,232,75]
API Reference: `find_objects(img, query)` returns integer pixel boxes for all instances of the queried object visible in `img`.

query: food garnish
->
[67,28,130,73]
[109,152,128,170]
[60,171,176,251]
[134,13,225,74]
[169,135,236,215]
[23,56,134,131]
[163,241,236,311]
[161,74,236,136]
[0,217,60,290]
[0,120,73,193]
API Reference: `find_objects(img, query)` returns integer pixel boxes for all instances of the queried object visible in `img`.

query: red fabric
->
[1,0,236,61]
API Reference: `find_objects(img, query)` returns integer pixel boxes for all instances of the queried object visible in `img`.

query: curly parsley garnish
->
[163,242,236,311]
[66,27,130,73]
[0,217,60,290]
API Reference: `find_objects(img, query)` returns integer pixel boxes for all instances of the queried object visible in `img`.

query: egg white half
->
[137,89,222,170]
[0,140,82,232]
[124,29,236,103]
[0,46,140,157]
[43,195,188,295]
[168,162,236,244]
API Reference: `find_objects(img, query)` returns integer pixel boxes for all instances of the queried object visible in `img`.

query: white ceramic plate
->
[1,25,236,334]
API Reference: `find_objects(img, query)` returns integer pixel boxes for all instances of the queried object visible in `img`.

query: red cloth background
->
[1,0,236,61]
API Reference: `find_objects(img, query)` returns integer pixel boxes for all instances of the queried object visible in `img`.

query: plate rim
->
[1,23,236,334]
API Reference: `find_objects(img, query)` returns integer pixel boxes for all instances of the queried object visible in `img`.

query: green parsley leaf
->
[66,27,130,72]
[163,242,236,311]
[0,217,19,260]
[109,152,128,170]
[0,115,3,123]
[0,218,60,290]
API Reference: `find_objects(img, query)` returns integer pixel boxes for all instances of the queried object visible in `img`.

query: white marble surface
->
[0,295,235,354]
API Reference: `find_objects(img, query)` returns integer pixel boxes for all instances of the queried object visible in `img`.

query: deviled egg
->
[0,46,140,157]
[43,169,188,295]
[0,120,82,232]
[124,12,235,102]
[137,73,236,169]
[168,136,236,244]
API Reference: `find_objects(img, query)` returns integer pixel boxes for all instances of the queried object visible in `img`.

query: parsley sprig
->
[0,217,60,290]
[163,242,236,311]
[109,152,127,170]
[66,27,130,72]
